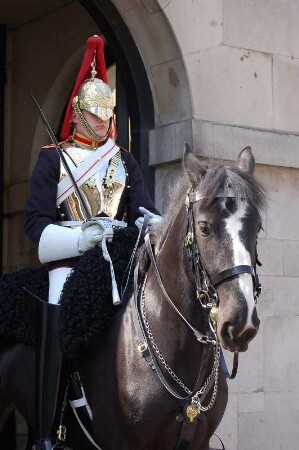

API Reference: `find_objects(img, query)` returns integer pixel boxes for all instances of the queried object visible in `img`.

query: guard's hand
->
[135,207,163,230]
[78,224,104,253]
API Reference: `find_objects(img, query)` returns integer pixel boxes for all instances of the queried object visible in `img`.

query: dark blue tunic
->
[24,147,158,246]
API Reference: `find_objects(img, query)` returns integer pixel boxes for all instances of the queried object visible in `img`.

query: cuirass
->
[58,146,126,221]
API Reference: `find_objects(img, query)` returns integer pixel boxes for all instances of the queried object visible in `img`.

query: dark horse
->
[0,146,265,449]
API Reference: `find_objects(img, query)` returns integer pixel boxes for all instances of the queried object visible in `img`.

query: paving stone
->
[123,4,179,67]
[264,316,299,392]
[265,168,299,240]
[273,55,299,133]
[226,321,264,394]
[238,392,264,414]
[263,391,299,450]
[155,162,182,214]
[162,0,223,54]
[112,0,136,12]
[266,276,299,316]
[211,122,299,169]
[258,238,284,277]
[150,60,192,125]
[223,0,299,57]
[211,393,238,450]
[257,277,274,318]
[283,240,299,277]
[149,120,192,166]
[238,412,265,450]
[185,46,273,129]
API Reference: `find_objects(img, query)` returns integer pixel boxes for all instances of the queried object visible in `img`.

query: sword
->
[30,93,91,220]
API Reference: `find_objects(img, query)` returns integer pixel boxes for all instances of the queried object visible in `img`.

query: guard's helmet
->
[72,78,114,121]
[61,35,114,139]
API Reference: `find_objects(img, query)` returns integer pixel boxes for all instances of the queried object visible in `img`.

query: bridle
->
[185,188,262,330]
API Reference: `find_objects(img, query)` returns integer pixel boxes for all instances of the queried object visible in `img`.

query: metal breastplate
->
[58,146,126,221]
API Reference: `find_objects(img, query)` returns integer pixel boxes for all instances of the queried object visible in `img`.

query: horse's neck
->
[142,207,206,383]
[154,206,193,307]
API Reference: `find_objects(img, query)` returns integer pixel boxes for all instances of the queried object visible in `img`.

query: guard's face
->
[72,110,110,138]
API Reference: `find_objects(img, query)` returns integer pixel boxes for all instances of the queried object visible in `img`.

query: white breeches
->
[48,267,73,304]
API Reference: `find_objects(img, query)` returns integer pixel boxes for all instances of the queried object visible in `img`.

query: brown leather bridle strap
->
[210,265,255,288]
[144,233,216,345]
[229,352,239,380]
[133,262,215,403]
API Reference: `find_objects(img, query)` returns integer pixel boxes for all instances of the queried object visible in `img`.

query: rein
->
[144,234,216,345]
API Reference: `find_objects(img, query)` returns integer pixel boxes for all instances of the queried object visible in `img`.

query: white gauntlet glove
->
[135,207,163,230]
[38,223,104,264]
[78,223,104,253]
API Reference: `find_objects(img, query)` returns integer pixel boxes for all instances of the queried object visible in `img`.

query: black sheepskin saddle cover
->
[0,228,139,359]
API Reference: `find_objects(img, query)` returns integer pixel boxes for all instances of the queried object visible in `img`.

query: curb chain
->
[141,276,221,411]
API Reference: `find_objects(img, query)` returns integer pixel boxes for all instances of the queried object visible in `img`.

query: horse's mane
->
[150,157,267,252]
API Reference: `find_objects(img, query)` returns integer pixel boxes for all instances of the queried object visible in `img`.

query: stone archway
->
[80,0,193,201]
[30,0,193,203]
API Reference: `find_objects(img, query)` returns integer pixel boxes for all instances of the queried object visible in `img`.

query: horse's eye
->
[198,221,210,236]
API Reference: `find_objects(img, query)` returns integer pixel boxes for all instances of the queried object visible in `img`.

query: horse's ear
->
[183,143,206,185]
[237,146,255,174]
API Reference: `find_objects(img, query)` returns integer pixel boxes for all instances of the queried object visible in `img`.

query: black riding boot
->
[27,293,62,450]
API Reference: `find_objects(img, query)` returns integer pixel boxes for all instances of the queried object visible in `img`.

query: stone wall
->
[123,0,299,448]
[3,0,299,449]
[151,1,299,449]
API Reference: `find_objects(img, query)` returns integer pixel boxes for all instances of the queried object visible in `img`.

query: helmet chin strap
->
[73,103,111,142]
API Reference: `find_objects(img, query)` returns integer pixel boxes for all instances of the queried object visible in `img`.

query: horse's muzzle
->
[219,316,260,352]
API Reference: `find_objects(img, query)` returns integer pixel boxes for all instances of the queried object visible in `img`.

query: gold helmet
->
[72,78,114,121]
[61,35,114,141]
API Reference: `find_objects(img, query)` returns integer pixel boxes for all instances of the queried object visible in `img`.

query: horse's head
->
[183,145,266,352]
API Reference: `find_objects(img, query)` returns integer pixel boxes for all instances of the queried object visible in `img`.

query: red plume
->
[60,36,108,139]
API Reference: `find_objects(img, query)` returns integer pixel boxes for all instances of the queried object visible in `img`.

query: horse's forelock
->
[198,164,266,211]
[154,159,266,251]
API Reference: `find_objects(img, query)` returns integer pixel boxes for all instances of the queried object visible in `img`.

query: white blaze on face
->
[224,200,255,328]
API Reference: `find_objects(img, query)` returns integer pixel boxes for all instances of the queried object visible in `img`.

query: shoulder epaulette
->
[42,140,69,149]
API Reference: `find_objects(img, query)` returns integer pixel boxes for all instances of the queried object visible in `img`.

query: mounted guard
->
[24,35,161,450]
[0,35,267,450]
[0,143,266,450]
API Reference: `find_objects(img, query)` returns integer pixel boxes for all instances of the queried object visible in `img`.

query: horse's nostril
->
[222,322,234,342]
[239,325,258,343]
[221,322,258,351]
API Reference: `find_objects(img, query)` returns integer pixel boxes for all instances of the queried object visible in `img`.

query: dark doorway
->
[0,24,6,277]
